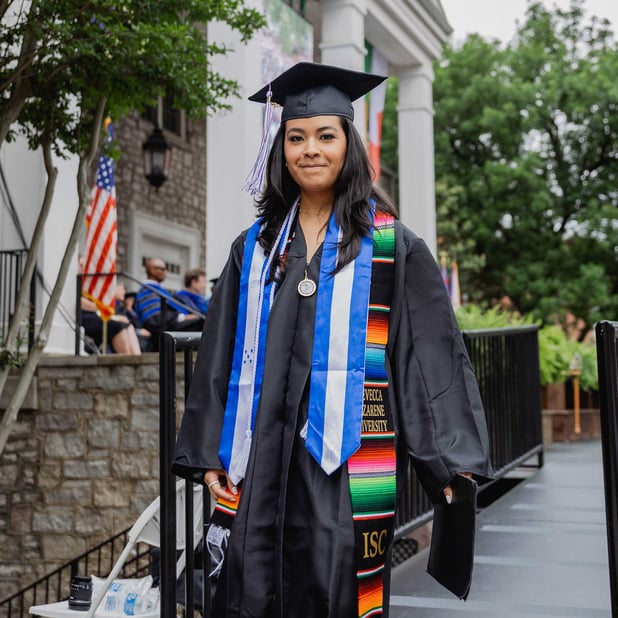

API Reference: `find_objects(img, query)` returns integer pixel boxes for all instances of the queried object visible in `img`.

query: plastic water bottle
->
[102,582,124,612]
[122,589,159,616]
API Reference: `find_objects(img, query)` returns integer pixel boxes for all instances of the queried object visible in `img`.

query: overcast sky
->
[440,0,618,45]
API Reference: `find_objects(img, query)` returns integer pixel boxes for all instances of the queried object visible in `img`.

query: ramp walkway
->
[390,440,611,617]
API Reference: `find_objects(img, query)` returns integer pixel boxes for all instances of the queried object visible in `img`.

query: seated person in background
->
[117,287,140,328]
[135,258,204,340]
[174,268,209,315]
[115,284,152,352]
[81,289,142,355]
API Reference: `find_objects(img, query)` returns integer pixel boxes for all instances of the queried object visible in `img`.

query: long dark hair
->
[256,117,397,276]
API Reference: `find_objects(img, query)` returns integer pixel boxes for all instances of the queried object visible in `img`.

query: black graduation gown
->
[172,220,493,618]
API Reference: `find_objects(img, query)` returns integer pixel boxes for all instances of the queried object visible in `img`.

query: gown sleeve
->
[171,234,245,484]
[389,223,494,503]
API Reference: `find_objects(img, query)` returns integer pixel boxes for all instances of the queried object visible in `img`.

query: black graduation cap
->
[243,62,387,195]
[248,62,387,122]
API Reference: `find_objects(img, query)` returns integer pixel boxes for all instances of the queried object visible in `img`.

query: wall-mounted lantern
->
[142,126,171,190]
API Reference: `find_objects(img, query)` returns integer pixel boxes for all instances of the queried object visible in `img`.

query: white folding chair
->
[29,481,203,618]
[86,480,203,617]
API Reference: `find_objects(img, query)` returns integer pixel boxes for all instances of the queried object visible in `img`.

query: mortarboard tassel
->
[243,87,279,196]
[206,523,230,577]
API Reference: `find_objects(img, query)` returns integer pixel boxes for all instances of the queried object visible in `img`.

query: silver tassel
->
[206,524,230,578]
[243,87,279,196]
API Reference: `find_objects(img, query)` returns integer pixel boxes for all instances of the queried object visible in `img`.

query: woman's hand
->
[442,472,473,504]
[204,468,238,502]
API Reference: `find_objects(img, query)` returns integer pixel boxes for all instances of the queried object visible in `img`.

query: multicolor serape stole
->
[348,212,396,618]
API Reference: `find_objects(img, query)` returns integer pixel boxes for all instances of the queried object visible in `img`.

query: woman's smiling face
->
[283,115,347,198]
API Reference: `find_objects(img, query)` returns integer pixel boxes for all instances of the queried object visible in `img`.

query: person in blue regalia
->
[174,268,209,315]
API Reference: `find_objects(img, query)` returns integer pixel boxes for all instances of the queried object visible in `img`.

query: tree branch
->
[0,0,12,21]
[0,4,39,143]
[85,97,108,167]
[583,133,612,175]
[545,116,574,234]
[0,97,106,457]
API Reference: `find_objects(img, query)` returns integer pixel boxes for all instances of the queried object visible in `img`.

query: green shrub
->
[536,326,597,390]
[455,304,533,330]
[0,335,24,370]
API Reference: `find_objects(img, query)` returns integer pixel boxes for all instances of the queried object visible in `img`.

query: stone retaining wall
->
[0,353,183,600]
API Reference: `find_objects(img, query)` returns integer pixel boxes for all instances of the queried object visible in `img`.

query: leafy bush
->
[455,304,533,330]
[455,306,598,390]
[536,325,567,386]
[536,326,598,391]
[0,335,24,370]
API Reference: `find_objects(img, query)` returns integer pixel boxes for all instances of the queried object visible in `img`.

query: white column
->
[320,0,368,135]
[0,138,79,354]
[397,64,437,255]
[43,151,81,353]
[206,21,261,282]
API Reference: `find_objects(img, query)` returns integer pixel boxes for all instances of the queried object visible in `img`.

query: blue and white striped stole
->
[219,204,375,481]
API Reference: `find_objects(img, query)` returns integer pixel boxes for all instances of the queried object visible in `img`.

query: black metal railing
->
[596,320,618,618]
[159,332,205,618]
[0,528,151,618]
[393,326,543,537]
[158,326,544,617]
[0,250,36,352]
[464,325,544,474]
[3,325,544,618]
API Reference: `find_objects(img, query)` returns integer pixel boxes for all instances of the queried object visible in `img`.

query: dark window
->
[162,95,182,137]
[141,106,158,125]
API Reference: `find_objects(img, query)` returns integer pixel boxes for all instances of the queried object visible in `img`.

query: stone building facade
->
[0,354,182,600]
[113,113,207,291]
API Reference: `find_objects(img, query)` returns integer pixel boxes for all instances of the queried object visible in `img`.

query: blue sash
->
[219,204,374,482]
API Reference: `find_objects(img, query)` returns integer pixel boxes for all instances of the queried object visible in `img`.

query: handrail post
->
[159,332,178,618]
[596,320,618,618]
[75,274,82,356]
[159,297,167,354]
[182,349,195,618]
[180,343,213,617]
[28,261,36,350]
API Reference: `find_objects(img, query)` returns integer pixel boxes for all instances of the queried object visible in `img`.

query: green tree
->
[383,1,617,331]
[381,77,399,176]
[0,0,266,454]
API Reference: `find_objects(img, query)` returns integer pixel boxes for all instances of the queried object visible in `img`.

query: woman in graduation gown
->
[172,62,493,618]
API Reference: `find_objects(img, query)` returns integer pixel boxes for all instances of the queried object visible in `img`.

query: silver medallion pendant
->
[297,272,317,297]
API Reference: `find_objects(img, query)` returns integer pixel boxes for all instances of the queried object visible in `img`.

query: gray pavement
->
[390,440,612,617]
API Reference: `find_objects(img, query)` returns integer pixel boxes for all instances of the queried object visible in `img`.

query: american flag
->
[82,118,117,320]
[439,252,450,291]
[450,260,462,310]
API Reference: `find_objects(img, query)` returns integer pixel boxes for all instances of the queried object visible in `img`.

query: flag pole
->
[450,259,462,311]
[439,251,449,292]
[101,318,108,355]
